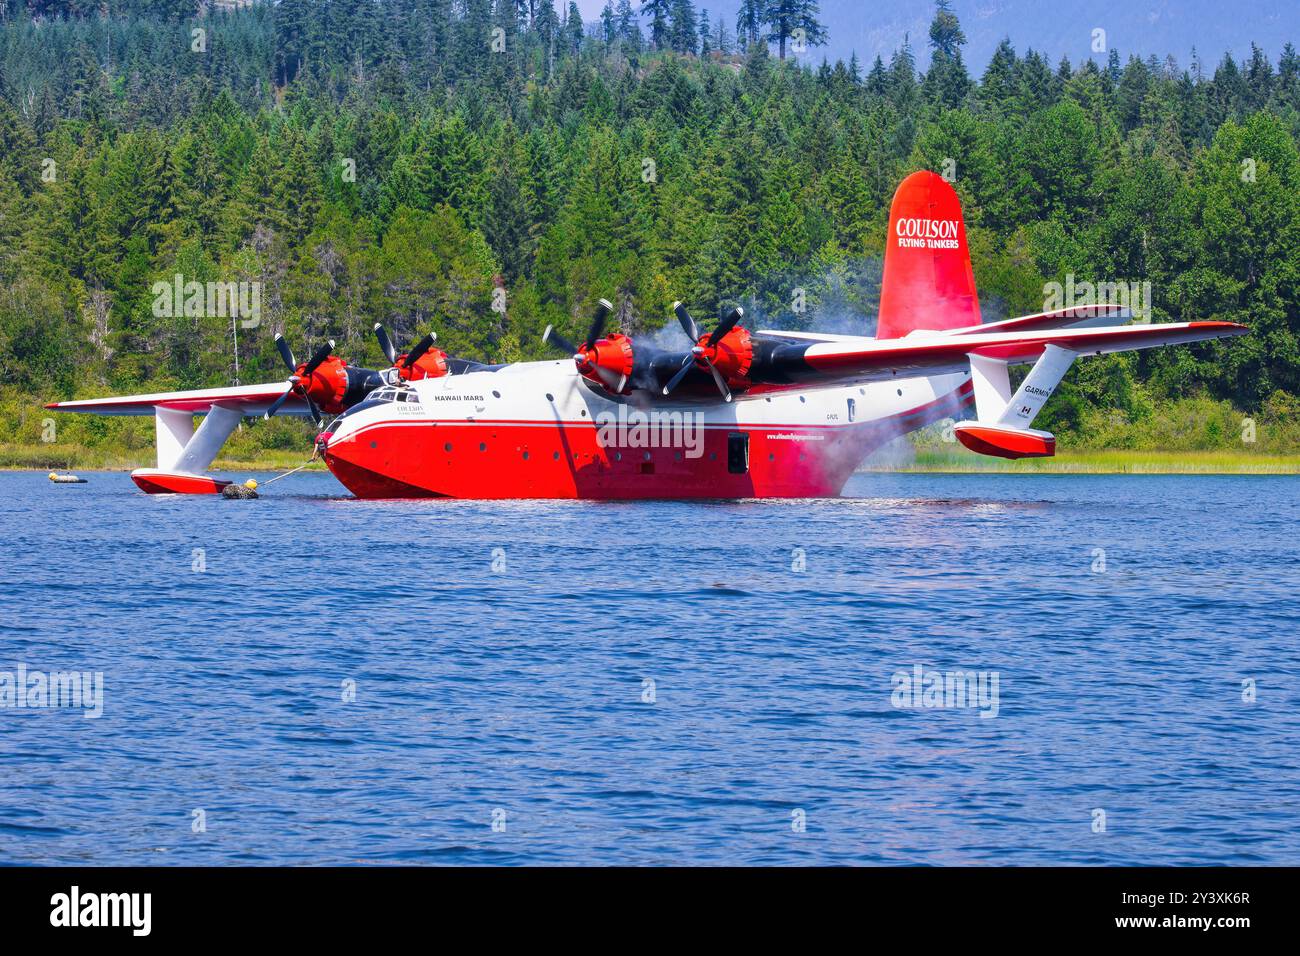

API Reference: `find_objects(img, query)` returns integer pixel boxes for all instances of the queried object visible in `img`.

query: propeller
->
[264,333,332,425]
[584,299,612,350]
[708,306,743,348]
[661,302,744,402]
[373,324,443,380]
[542,299,614,359]
[542,299,624,388]
[542,324,581,358]
[274,334,297,373]
[402,332,436,370]
[673,301,701,341]
[374,323,398,366]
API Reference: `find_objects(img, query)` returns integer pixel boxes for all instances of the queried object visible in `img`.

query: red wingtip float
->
[45,173,1249,498]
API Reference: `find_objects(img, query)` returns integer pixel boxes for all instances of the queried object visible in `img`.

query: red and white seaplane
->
[47,171,1246,499]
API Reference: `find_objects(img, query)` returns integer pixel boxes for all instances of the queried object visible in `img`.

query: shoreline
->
[0,444,327,475]
[5,444,1299,476]
[862,448,1300,474]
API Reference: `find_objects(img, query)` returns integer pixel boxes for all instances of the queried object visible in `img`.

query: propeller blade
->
[303,340,336,376]
[543,324,580,356]
[593,365,622,392]
[274,334,297,373]
[374,323,398,366]
[262,385,294,420]
[673,301,700,342]
[707,306,744,348]
[305,396,323,427]
[661,353,696,396]
[583,299,614,350]
[703,357,732,403]
[402,332,436,369]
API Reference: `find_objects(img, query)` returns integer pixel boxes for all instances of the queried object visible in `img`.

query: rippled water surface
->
[1,469,1297,865]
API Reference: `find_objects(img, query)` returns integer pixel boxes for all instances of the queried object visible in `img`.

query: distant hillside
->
[576,0,1300,69]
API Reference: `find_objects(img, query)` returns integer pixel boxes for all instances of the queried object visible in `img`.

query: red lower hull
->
[324,385,973,499]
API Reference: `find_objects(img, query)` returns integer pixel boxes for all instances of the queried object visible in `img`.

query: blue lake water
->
[0,468,1297,865]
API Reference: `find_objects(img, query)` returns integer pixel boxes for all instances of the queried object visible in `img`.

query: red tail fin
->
[876,170,981,340]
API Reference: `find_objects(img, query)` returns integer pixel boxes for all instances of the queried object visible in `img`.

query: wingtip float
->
[45,171,1248,499]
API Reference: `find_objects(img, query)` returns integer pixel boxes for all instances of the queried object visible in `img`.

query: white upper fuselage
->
[328,358,972,442]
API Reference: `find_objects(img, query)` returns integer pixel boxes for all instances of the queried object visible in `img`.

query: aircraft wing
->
[944,303,1131,336]
[766,320,1246,388]
[754,304,1131,345]
[45,381,307,417]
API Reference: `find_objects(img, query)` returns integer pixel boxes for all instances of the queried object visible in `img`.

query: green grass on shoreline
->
[864,447,1300,474]
[4,442,1298,476]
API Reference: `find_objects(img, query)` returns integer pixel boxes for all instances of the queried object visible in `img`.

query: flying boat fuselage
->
[319,360,974,499]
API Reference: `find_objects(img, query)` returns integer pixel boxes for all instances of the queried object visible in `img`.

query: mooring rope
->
[261,446,320,486]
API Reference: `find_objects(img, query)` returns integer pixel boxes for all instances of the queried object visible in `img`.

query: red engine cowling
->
[577,332,635,394]
[697,326,753,389]
[296,354,351,414]
[395,349,449,381]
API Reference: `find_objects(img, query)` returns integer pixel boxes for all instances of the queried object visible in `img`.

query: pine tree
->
[536,0,561,76]
[271,128,323,246]
[670,0,698,54]
[980,38,1018,114]
[273,0,312,85]
[484,136,535,283]
[642,0,671,51]
[715,13,732,56]
[865,55,887,96]
[735,0,761,50]
[565,2,584,55]
[889,35,917,102]
[922,0,970,108]
[1278,43,1300,109]
[600,2,615,44]
[762,0,826,61]
[615,0,639,49]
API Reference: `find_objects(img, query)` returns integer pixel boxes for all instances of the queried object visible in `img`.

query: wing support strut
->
[956,346,1077,459]
[131,404,245,494]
